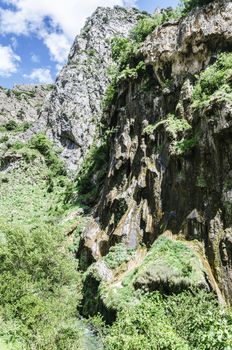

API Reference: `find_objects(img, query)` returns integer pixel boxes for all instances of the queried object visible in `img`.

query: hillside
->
[1,1,232,349]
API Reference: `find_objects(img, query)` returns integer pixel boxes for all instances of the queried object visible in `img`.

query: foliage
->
[4,120,18,131]
[144,115,193,155]
[192,52,232,109]
[196,175,207,188]
[180,0,214,14]
[155,114,192,138]
[0,221,82,349]
[171,137,197,155]
[29,133,66,179]
[0,135,9,143]
[65,141,109,206]
[0,121,31,133]
[92,237,207,314]
[111,38,137,69]
[104,291,232,350]
[130,9,181,44]
[103,9,181,110]
[103,243,135,270]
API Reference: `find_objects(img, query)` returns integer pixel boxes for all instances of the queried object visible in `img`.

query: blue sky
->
[0,0,178,88]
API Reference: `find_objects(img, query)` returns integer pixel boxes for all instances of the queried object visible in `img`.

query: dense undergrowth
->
[0,133,86,349]
[0,223,82,350]
[102,291,232,350]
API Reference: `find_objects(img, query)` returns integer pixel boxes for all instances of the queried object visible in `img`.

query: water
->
[78,320,103,350]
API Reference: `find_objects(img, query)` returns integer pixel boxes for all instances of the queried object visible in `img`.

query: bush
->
[192,52,232,108]
[130,9,181,44]
[29,133,66,178]
[4,120,18,131]
[144,114,191,139]
[171,137,197,155]
[29,133,53,156]
[181,0,214,13]
[103,244,135,270]
[104,291,232,350]
[0,221,82,349]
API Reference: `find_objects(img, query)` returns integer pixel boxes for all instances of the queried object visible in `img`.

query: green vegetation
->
[130,8,181,44]
[103,9,181,111]
[196,175,207,188]
[103,244,135,270]
[11,89,36,100]
[65,140,109,206]
[82,236,208,319]
[181,0,214,14]
[172,137,198,155]
[0,221,82,350]
[152,114,191,138]
[0,120,31,133]
[0,132,89,349]
[192,52,232,109]
[144,115,195,156]
[103,291,232,350]
[100,236,207,311]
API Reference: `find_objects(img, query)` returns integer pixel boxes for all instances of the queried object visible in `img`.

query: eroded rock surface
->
[38,6,142,172]
[79,0,232,305]
[0,84,51,125]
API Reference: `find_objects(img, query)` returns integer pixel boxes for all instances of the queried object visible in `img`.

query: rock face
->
[79,0,232,305]
[142,0,232,79]
[0,84,51,126]
[38,6,142,172]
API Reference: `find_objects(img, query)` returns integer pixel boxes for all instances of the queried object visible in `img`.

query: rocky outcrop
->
[0,84,51,125]
[142,0,232,80]
[79,0,232,305]
[38,6,143,172]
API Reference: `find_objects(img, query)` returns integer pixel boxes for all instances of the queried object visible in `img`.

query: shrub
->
[0,221,82,349]
[29,133,66,178]
[130,9,181,44]
[0,135,9,143]
[4,120,18,131]
[73,141,109,205]
[171,137,197,155]
[181,0,214,13]
[192,52,232,108]
[104,291,232,350]
[29,133,53,156]
[144,114,191,139]
[103,244,135,270]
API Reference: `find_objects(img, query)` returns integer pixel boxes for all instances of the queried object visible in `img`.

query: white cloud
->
[43,32,71,64]
[0,0,124,65]
[31,53,40,63]
[24,68,53,83]
[0,44,20,77]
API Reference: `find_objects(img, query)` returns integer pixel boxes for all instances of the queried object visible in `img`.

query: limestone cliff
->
[79,0,232,308]
[37,6,143,172]
[0,84,51,125]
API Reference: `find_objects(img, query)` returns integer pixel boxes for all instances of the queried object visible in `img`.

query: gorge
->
[1,0,232,349]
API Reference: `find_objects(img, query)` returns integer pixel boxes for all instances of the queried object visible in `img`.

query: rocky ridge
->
[78,0,232,312]
[36,6,143,172]
[0,84,51,125]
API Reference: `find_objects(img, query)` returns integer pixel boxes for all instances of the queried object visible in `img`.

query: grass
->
[84,236,208,314]
[0,133,89,349]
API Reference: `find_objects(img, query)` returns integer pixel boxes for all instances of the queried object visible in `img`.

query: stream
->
[79,320,103,350]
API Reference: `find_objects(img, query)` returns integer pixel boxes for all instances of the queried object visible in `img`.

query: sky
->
[0,0,178,88]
